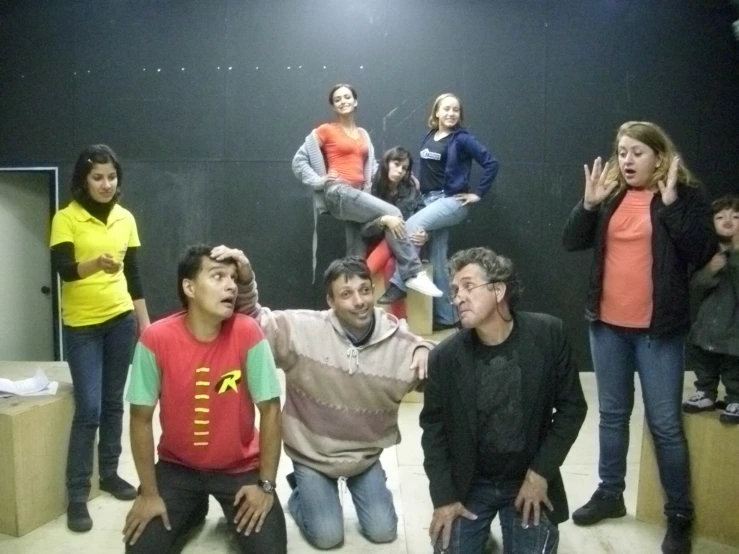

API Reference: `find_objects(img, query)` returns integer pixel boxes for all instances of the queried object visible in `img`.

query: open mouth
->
[623,168,636,179]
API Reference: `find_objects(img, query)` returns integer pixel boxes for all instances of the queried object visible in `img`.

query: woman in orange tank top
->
[292,84,441,298]
[563,121,716,554]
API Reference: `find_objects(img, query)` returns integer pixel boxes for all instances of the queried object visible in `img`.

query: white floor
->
[1,371,737,554]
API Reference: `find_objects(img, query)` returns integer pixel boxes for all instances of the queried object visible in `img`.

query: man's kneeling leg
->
[288,462,345,549]
[347,461,398,544]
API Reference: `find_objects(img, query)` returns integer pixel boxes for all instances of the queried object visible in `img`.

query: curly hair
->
[448,247,522,308]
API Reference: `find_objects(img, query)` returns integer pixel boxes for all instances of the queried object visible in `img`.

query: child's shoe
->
[719,402,739,424]
[682,391,716,413]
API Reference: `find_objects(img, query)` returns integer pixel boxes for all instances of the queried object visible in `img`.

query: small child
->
[682,195,739,424]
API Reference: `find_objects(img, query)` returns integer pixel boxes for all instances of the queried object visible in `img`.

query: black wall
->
[1,0,738,370]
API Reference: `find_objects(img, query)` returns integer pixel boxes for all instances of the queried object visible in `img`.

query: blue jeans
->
[390,191,469,325]
[589,321,693,518]
[64,312,135,502]
[288,460,397,549]
[324,182,423,280]
[434,477,559,554]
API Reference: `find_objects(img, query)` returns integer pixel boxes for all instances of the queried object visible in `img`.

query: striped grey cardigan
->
[236,273,433,479]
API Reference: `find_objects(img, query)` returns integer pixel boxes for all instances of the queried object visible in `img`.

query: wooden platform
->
[0,362,99,537]
[373,262,434,337]
[636,409,739,548]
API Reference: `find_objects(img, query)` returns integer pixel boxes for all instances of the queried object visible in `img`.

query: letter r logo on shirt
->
[215,370,242,394]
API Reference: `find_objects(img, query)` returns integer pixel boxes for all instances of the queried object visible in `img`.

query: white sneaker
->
[405,271,442,297]
[720,402,739,425]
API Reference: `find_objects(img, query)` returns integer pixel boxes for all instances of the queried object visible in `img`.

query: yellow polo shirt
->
[50,201,140,327]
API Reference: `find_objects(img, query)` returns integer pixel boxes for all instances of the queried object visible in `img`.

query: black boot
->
[67,501,93,532]
[572,489,626,525]
[662,515,692,554]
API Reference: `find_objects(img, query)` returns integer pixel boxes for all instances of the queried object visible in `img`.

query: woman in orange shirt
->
[292,84,440,297]
[563,122,716,554]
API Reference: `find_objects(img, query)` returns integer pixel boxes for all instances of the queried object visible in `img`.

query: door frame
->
[0,167,62,361]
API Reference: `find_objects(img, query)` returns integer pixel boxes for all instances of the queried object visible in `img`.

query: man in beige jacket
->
[211,246,432,550]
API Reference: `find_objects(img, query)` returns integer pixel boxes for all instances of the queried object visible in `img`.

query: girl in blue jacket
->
[379,93,499,329]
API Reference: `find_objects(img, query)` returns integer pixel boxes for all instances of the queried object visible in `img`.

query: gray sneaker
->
[682,391,715,414]
[720,402,739,424]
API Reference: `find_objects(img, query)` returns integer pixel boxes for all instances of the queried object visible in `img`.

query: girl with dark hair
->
[563,121,717,554]
[50,144,150,533]
[362,147,427,318]
[378,93,499,331]
[292,84,441,298]
[366,147,428,271]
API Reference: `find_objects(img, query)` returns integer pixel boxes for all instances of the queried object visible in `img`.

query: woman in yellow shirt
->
[50,144,150,532]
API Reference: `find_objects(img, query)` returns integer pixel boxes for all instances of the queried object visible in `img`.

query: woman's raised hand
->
[583,157,618,210]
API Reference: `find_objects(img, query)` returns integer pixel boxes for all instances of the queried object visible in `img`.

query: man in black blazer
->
[420,247,587,553]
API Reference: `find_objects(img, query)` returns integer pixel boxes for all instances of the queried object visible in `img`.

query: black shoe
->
[286,472,297,490]
[572,489,626,526]
[67,501,93,533]
[377,284,407,305]
[100,474,137,501]
[662,515,692,554]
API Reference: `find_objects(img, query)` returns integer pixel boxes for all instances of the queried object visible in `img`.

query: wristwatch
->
[259,479,276,494]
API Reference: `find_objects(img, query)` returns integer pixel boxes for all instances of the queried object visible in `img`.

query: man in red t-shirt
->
[122,244,286,553]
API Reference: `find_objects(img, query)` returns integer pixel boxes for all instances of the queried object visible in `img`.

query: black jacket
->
[562,185,717,336]
[419,312,587,525]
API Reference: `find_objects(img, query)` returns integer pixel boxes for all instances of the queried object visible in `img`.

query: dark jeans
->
[324,182,423,281]
[126,461,287,554]
[589,321,693,518]
[434,477,559,554]
[689,344,739,404]
[64,311,135,502]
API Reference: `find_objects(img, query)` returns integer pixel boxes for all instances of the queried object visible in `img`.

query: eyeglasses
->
[448,281,494,302]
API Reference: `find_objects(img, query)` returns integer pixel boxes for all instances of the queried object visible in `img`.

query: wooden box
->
[636,410,739,548]
[373,262,433,337]
[0,376,99,537]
